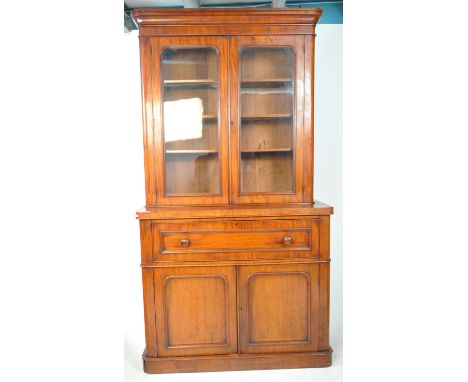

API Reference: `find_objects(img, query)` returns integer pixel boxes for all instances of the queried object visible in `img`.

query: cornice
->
[131,8,323,28]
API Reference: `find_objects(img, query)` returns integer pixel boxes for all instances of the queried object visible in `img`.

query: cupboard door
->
[238,264,319,354]
[151,37,229,205]
[230,36,308,204]
[154,266,237,357]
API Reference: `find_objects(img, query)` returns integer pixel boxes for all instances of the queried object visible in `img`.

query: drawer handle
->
[180,238,190,247]
[283,236,293,245]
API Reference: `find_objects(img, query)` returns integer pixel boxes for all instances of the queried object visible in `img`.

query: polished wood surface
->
[136,201,333,220]
[238,263,320,354]
[151,36,229,205]
[132,8,322,37]
[134,13,318,207]
[138,214,332,372]
[153,219,320,262]
[132,8,331,374]
[154,266,237,357]
[231,35,306,203]
[143,349,332,374]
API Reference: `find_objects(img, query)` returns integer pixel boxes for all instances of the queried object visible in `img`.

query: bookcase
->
[132,8,333,373]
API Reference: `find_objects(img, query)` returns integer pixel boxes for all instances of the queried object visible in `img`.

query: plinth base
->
[142,348,333,374]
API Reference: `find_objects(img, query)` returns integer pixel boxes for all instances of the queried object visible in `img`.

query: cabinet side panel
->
[319,215,330,261]
[142,267,157,357]
[139,220,153,264]
[140,220,157,356]
[318,215,331,350]
[303,33,314,202]
[318,263,330,351]
[139,37,157,206]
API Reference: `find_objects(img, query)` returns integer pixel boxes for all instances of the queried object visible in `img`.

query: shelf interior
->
[241,114,292,121]
[241,151,293,193]
[241,78,293,88]
[166,149,218,154]
[203,114,217,120]
[163,79,218,88]
[165,153,220,195]
[241,148,292,153]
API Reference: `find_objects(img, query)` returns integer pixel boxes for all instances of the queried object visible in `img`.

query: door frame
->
[238,263,320,354]
[153,266,238,357]
[150,36,230,206]
[229,35,307,204]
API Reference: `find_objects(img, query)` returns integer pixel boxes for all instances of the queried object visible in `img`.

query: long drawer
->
[152,219,320,261]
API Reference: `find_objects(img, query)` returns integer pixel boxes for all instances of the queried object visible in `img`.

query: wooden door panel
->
[150,36,229,206]
[229,35,307,204]
[154,266,237,357]
[249,272,309,343]
[164,275,226,347]
[239,264,319,354]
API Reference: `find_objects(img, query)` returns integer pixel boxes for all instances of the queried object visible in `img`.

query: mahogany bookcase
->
[132,8,333,373]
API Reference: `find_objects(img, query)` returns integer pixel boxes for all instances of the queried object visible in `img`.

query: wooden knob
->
[180,238,190,247]
[283,236,293,245]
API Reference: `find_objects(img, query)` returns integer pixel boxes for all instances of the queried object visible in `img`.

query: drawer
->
[152,219,320,261]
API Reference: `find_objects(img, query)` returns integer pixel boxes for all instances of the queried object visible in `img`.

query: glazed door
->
[154,266,237,357]
[238,263,320,354]
[230,36,310,204]
[152,37,229,205]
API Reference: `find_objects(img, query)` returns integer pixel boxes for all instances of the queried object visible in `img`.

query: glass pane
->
[162,47,220,195]
[239,47,295,193]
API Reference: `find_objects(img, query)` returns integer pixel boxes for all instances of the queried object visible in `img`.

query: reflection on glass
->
[161,47,220,195]
[164,98,204,143]
[239,47,295,193]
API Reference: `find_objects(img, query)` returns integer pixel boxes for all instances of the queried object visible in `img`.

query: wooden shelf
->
[241,148,293,154]
[164,79,218,88]
[241,114,292,121]
[203,114,217,120]
[165,149,218,154]
[241,78,293,87]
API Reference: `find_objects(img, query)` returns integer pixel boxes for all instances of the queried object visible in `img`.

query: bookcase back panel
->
[239,47,295,194]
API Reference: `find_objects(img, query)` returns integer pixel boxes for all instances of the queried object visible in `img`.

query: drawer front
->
[153,219,319,261]
[162,229,310,252]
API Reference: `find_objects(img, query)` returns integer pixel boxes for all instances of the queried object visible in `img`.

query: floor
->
[124,336,342,382]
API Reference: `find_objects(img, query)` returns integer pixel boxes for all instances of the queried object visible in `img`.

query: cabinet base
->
[142,348,333,374]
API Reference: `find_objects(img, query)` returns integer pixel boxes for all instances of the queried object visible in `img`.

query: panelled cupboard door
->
[230,36,309,204]
[238,263,320,354]
[154,266,237,357]
[151,37,229,205]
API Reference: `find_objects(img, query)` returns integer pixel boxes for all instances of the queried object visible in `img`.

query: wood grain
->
[143,348,332,373]
[154,266,238,357]
[151,36,229,205]
[229,35,305,204]
[136,201,333,220]
[133,7,331,375]
[238,263,319,354]
[153,219,320,262]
